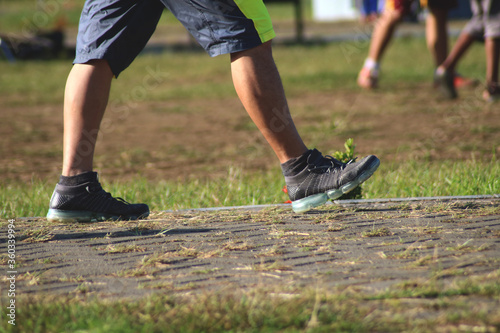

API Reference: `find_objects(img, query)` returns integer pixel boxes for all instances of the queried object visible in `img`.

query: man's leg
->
[168,0,380,208]
[230,41,380,213]
[230,41,307,163]
[62,60,113,176]
[47,59,149,222]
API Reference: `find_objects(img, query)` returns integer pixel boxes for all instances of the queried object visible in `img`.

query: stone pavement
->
[1,196,499,300]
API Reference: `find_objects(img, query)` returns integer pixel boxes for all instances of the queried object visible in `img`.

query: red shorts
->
[385,0,413,14]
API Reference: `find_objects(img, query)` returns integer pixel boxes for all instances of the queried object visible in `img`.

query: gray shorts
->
[463,0,500,39]
[74,0,276,76]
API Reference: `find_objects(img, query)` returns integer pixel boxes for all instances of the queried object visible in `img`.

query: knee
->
[230,40,273,62]
[79,59,114,77]
[381,8,405,24]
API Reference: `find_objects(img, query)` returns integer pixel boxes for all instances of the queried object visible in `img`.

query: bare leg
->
[439,32,476,72]
[485,37,500,92]
[62,60,113,176]
[367,8,404,62]
[230,41,307,163]
[49,59,150,223]
[357,8,404,88]
[426,8,449,66]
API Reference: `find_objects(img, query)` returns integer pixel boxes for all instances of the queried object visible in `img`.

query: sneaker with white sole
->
[282,149,380,213]
[47,173,149,222]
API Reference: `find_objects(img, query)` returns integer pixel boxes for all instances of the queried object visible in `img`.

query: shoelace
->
[86,184,132,206]
[307,154,357,173]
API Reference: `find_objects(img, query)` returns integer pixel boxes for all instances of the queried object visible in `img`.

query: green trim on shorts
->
[234,0,276,43]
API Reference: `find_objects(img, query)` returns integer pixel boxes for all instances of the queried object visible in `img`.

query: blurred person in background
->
[434,0,500,101]
[356,0,385,23]
[357,0,475,90]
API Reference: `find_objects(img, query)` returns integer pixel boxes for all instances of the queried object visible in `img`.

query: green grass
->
[0,36,487,106]
[3,274,499,333]
[364,157,500,199]
[1,157,498,218]
[0,35,497,219]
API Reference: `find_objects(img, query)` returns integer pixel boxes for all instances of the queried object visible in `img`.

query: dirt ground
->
[2,21,499,184]
[2,84,499,184]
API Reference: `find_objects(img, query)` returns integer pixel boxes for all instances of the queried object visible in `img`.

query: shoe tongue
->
[310,151,344,170]
[87,181,103,192]
[306,149,323,165]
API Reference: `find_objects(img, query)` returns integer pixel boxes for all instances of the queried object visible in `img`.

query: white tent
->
[312,0,359,21]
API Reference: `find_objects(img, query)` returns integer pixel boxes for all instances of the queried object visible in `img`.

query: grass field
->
[2,159,499,218]
[1,31,498,218]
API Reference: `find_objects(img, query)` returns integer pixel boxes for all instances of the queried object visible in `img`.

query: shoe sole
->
[46,209,149,223]
[291,158,380,214]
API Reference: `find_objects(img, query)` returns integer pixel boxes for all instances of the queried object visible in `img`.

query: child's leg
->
[366,2,407,63]
[358,0,410,88]
[439,32,476,73]
[483,0,500,95]
[485,37,500,93]
[426,7,449,66]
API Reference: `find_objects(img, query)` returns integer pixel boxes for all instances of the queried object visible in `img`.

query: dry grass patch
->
[362,227,392,238]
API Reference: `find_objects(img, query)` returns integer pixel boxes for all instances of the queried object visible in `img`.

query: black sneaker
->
[282,149,380,213]
[47,175,149,222]
[434,68,457,99]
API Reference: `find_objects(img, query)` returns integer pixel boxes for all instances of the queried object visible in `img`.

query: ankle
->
[281,149,313,176]
[486,82,499,94]
[435,66,447,75]
[59,171,98,186]
[363,58,379,71]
